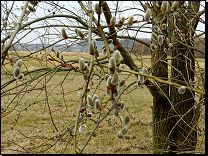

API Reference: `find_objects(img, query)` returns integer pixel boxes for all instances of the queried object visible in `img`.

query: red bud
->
[106,85,111,90]
[84,101,87,105]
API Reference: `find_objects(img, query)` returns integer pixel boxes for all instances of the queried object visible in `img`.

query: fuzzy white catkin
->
[158,35,164,46]
[102,47,107,55]
[105,88,110,96]
[142,67,148,75]
[152,32,158,41]
[79,124,86,132]
[137,71,145,86]
[95,99,101,110]
[161,1,169,12]
[108,57,116,74]
[118,79,126,88]
[161,23,166,30]
[79,58,85,70]
[77,29,84,38]
[117,101,125,111]
[110,16,116,27]
[106,76,112,89]
[121,127,128,136]
[104,74,110,82]
[178,86,186,94]
[113,109,119,118]
[171,1,179,12]
[118,64,126,73]
[87,95,94,107]
[144,8,152,22]
[78,92,82,97]
[111,71,119,86]
[14,59,23,70]
[154,14,165,23]
[89,41,95,54]
[92,94,99,103]
[123,115,130,127]
[127,16,134,27]
[113,50,121,65]
[13,66,21,79]
[95,3,101,14]
[153,26,159,32]
[116,131,124,139]
[17,73,24,80]
[150,44,157,51]
[92,39,97,48]
[113,89,119,99]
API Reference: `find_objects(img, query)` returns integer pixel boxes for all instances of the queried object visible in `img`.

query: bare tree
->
[1,1,205,154]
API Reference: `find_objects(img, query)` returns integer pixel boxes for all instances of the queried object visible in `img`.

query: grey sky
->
[1,1,205,44]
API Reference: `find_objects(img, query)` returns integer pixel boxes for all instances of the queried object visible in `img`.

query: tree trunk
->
[151,4,171,154]
[169,1,199,152]
[152,1,200,154]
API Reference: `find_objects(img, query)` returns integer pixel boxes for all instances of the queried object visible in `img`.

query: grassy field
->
[1,51,205,154]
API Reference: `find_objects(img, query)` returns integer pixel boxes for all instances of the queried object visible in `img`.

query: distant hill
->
[1,38,204,58]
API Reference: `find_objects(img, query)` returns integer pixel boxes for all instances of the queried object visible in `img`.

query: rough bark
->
[169,1,199,152]
[151,3,171,154]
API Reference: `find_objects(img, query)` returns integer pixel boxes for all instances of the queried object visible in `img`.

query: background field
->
[1,51,205,154]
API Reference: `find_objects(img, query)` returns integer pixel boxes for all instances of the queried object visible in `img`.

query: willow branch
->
[1,1,29,66]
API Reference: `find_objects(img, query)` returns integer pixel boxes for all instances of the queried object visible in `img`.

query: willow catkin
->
[106,76,112,89]
[13,66,21,79]
[87,95,94,107]
[92,94,99,103]
[113,50,121,66]
[102,46,107,55]
[151,32,158,41]
[79,58,85,71]
[28,5,35,12]
[178,86,186,94]
[154,14,165,23]
[79,124,87,132]
[113,109,119,119]
[110,16,116,27]
[108,57,116,74]
[118,79,126,88]
[117,101,125,111]
[95,99,101,110]
[158,35,164,46]
[117,16,125,28]
[121,127,128,136]
[143,8,152,22]
[17,73,24,80]
[161,23,166,30]
[89,41,95,55]
[150,43,157,52]
[77,29,84,38]
[113,89,119,99]
[123,115,130,127]
[142,67,148,75]
[107,39,113,44]
[116,131,123,139]
[62,28,68,39]
[95,3,101,14]
[160,1,169,12]
[14,59,23,70]
[118,64,126,73]
[127,16,134,27]
[170,1,179,13]
[111,71,119,87]
[104,73,110,82]
[92,39,97,49]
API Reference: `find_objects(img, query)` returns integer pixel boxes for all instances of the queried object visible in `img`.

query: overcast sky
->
[1,1,205,44]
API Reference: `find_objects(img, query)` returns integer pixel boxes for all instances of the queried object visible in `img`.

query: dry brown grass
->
[1,51,205,154]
